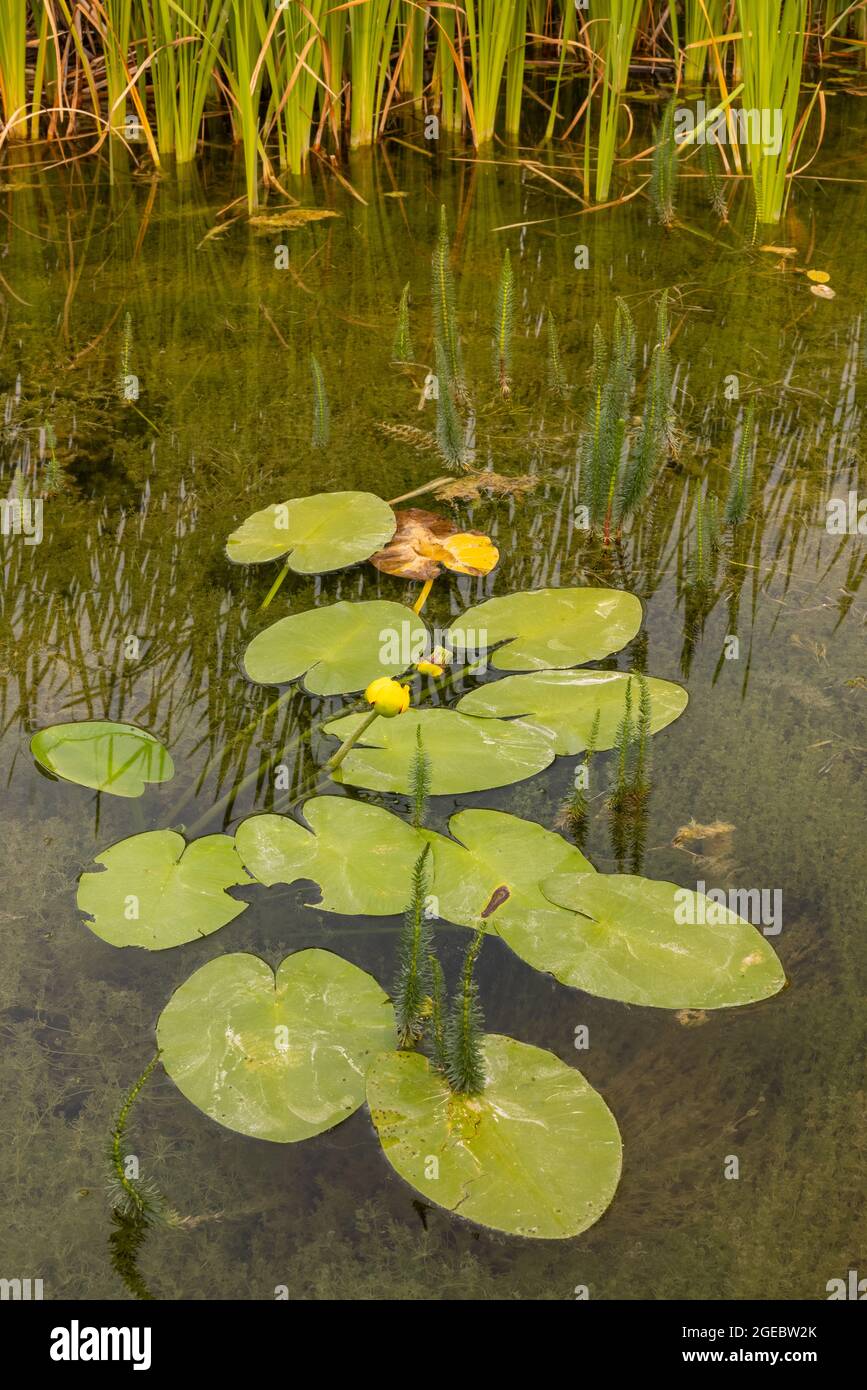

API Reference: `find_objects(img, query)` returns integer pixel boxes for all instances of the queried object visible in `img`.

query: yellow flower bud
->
[365,677,411,718]
[415,660,444,677]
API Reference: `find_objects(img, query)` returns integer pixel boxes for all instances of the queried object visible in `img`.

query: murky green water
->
[1,119,865,1300]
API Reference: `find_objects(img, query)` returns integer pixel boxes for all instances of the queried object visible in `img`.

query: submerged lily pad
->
[367,1036,622,1239]
[243,599,427,695]
[448,587,642,671]
[323,708,553,794]
[457,670,688,754]
[236,799,424,915]
[226,491,395,571]
[77,831,252,950]
[157,950,394,1142]
[538,873,787,1008]
[30,721,173,797]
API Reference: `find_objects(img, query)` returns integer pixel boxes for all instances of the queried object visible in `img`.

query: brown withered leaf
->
[433,471,541,502]
[672,819,736,850]
[249,208,339,230]
[369,508,499,581]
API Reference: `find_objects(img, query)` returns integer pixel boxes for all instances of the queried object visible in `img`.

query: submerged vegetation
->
[0,3,850,218]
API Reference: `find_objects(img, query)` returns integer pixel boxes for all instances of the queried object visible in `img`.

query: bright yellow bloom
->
[415,660,444,677]
[365,677,411,718]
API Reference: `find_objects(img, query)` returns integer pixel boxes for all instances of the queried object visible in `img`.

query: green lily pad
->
[157,950,394,1142]
[236,799,424,915]
[77,831,252,950]
[322,708,554,795]
[30,721,173,797]
[426,808,595,933]
[367,1035,622,1239]
[457,670,688,754]
[243,600,427,695]
[448,587,642,672]
[538,873,787,1008]
[226,491,395,571]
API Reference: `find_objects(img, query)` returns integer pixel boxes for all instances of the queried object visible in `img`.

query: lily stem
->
[260,561,291,611]
[325,709,380,773]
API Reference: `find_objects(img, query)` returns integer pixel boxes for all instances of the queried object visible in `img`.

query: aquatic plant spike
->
[243,600,427,695]
[30,722,174,797]
[157,950,394,1142]
[457,670,688,754]
[322,708,553,795]
[235,800,426,915]
[77,831,251,950]
[539,874,787,1008]
[448,587,643,672]
[226,491,396,570]
[367,1036,622,1238]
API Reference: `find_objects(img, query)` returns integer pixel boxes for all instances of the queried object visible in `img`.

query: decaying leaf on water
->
[249,208,340,230]
[369,507,499,580]
[433,471,541,502]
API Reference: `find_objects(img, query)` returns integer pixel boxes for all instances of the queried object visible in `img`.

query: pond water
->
[1,115,865,1300]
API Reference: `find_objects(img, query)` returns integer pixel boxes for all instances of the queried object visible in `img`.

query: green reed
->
[0,0,29,137]
[463,0,522,145]
[735,0,809,223]
[348,0,402,147]
[262,0,330,174]
[592,0,644,202]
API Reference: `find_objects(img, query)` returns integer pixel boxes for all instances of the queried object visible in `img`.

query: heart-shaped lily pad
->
[367,1035,622,1239]
[30,721,174,797]
[157,950,394,1142]
[457,670,688,754]
[243,600,427,695]
[538,873,787,1008]
[77,831,252,950]
[448,587,642,672]
[322,708,553,795]
[226,491,395,571]
[236,799,424,915]
[426,808,595,932]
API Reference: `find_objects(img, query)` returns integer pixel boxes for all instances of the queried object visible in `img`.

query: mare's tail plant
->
[106,1054,167,1224]
[431,205,465,398]
[410,725,431,828]
[392,282,414,363]
[563,707,601,842]
[546,309,568,397]
[393,846,433,1048]
[493,248,515,397]
[444,929,486,1095]
[650,97,679,227]
[310,354,330,449]
[700,133,729,220]
[434,339,465,470]
[724,400,756,525]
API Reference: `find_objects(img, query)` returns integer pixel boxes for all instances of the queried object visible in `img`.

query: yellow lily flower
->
[365,677,411,718]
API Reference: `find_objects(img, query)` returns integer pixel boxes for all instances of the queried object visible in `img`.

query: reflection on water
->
[0,122,865,1299]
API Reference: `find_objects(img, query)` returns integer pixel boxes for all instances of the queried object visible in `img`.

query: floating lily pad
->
[538,873,787,1008]
[157,950,394,1142]
[226,491,395,571]
[77,831,252,950]
[426,809,595,932]
[30,721,173,797]
[236,799,424,915]
[243,599,427,695]
[448,588,642,671]
[367,1036,622,1239]
[457,670,688,754]
[323,708,553,794]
